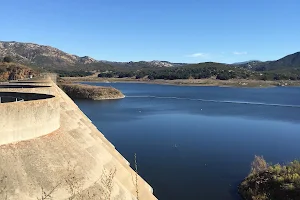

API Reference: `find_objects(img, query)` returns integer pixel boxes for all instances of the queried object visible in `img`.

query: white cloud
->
[186,53,208,58]
[233,51,248,55]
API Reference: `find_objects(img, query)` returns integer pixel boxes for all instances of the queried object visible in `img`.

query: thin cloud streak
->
[233,51,248,55]
[186,53,209,58]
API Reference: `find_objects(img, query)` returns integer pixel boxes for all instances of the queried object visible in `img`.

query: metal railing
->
[0,96,24,103]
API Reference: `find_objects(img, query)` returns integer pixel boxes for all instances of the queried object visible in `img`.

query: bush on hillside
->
[3,56,13,63]
[98,72,114,78]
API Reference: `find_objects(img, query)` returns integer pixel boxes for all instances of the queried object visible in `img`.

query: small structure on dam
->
[0,91,60,146]
[0,78,157,200]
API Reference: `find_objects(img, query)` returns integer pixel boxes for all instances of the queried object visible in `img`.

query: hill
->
[265,52,300,70]
[1,41,299,81]
[0,62,38,81]
[0,41,186,72]
[97,62,260,80]
[232,60,262,65]
[0,41,103,71]
[237,52,300,71]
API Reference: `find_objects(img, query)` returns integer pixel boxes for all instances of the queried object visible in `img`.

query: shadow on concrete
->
[0,92,55,101]
[9,81,49,84]
[0,85,50,88]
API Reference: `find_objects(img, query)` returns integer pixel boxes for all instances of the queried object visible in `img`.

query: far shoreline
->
[62,77,300,88]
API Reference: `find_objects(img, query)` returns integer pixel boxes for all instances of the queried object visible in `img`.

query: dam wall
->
[0,80,157,200]
[0,93,60,145]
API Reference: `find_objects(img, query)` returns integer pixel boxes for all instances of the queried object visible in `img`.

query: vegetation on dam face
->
[59,82,124,100]
[239,156,300,200]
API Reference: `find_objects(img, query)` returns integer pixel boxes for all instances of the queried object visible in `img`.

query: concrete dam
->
[0,77,157,200]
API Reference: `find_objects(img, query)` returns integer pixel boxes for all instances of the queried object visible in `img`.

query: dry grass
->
[59,83,124,100]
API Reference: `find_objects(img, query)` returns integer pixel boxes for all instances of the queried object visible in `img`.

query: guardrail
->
[0,96,24,103]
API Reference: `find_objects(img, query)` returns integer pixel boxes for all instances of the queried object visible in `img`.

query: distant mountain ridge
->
[236,52,300,71]
[0,41,187,70]
[0,41,299,72]
[0,41,103,70]
[232,60,262,65]
[265,52,300,69]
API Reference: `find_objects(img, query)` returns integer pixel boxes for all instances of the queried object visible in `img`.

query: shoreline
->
[62,77,300,88]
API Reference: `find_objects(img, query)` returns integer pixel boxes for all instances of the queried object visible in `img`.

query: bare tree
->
[86,167,117,200]
[64,161,84,200]
[100,167,117,200]
[37,182,62,200]
[37,161,83,200]
[251,155,268,174]
[131,153,139,200]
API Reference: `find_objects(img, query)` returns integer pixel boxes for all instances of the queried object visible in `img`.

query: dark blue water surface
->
[75,83,300,200]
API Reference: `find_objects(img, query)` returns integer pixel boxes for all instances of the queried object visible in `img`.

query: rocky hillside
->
[1,41,299,73]
[0,41,101,70]
[0,41,186,71]
[237,52,300,71]
[102,60,187,68]
[267,52,300,69]
[0,62,38,81]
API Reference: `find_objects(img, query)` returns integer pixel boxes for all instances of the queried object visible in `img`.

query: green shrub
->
[239,156,300,200]
[3,56,13,63]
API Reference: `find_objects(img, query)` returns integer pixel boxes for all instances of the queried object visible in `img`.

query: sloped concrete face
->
[0,93,60,145]
[0,81,157,200]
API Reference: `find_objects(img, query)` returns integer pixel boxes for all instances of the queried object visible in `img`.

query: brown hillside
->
[0,62,38,81]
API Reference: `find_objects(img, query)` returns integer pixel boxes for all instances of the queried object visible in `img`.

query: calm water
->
[75,83,300,200]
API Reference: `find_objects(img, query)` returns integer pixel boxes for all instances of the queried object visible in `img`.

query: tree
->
[148,75,154,80]
[250,155,268,174]
[216,72,230,80]
[3,56,12,63]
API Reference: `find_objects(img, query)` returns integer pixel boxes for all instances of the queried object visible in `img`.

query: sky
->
[0,0,299,64]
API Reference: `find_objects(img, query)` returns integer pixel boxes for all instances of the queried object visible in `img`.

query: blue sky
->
[1,0,299,63]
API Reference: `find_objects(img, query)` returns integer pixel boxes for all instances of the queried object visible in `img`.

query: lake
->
[75,83,300,200]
